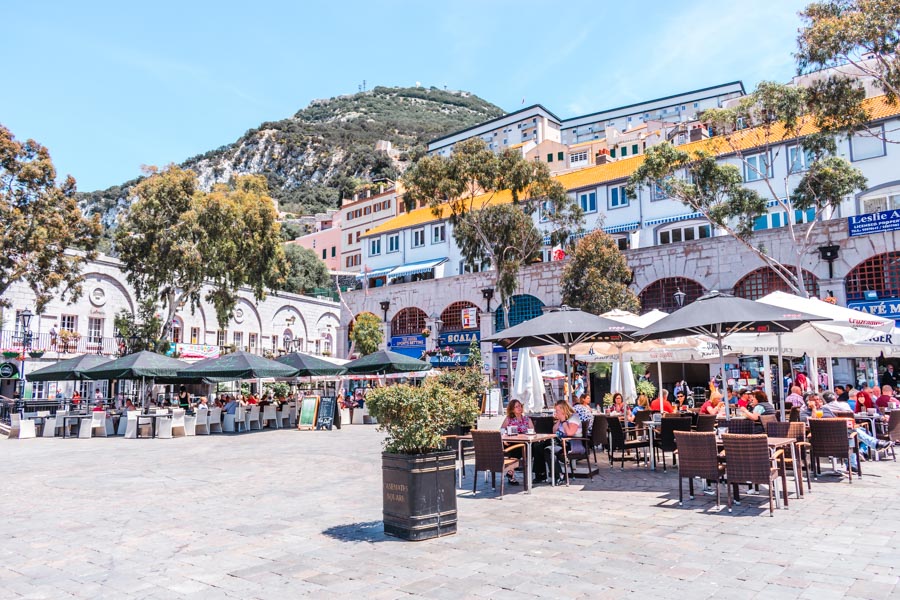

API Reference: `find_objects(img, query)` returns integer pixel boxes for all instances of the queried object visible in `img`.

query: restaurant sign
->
[848,209,900,237]
[848,299,900,322]
[173,343,221,360]
[0,362,19,379]
[438,331,480,346]
[389,335,426,350]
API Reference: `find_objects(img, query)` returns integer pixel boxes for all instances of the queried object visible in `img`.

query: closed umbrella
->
[27,354,112,382]
[513,349,544,412]
[343,349,431,375]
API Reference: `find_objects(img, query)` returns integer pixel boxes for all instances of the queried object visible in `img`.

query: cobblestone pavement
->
[2,426,899,599]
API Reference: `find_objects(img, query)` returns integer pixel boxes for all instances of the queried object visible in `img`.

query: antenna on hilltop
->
[358,79,366,93]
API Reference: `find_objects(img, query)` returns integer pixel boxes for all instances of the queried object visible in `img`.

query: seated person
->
[819,392,892,458]
[649,389,675,413]
[737,390,775,431]
[821,391,853,417]
[672,390,689,411]
[799,393,823,422]
[500,399,543,485]
[610,392,626,415]
[572,394,593,432]
[875,385,894,410]
[784,386,805,409]
[224,396,239,415]
[856,388,875,413]
[92,399,105,412]
[628,394,650,426]
[835,384,850,403]
[124,400,136,414]
[246,394,258,405]
[735,388,752,408]
[544,401,582,484]
[195,396,210,411]
[699,391,725,416]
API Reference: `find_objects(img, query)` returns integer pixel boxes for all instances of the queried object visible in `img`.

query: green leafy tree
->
[282,245,333,294]
[434,339,487,416]
[561,229,640,315]
[0,124,101,311]
[113,298,163,353]
[349,311,383,356]
[115,166,285,340]
[403,138,582,327]
[629,81,867,297]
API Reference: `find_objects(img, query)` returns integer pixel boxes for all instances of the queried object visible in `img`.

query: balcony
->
[0,330,119,358]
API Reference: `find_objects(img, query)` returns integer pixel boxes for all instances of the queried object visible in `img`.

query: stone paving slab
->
[2,427,899,598]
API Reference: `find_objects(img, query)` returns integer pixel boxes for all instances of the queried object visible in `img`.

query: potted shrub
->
[2,350,20,359]
[28,350,45,359]
[366,380,479,541]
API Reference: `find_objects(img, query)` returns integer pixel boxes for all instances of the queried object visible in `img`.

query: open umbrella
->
[178,350,297,381]
[540,369,566,380]
[636,291,828,419]
[83,351,191,380]
[275,352,346,377]
[483,306,638,402]
[343,349,431,375]
[27,354,112,382]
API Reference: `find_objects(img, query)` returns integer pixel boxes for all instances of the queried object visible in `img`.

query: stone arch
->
[272,305,309,343]
[844,251,900,302]
[391,307,427,336]
[80,271,136,315]
[732,266,819,300]
[638,277,706,314]
[439,301,481,332]
[494,294,545,332]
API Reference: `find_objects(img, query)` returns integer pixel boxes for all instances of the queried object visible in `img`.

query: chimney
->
[353,193,358,201]
[379,184,384,194]
[366,189,371,198]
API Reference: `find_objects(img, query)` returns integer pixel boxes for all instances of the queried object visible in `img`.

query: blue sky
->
[2,0,811,192]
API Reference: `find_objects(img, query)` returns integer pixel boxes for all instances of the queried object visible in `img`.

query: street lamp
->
[17,308,33,404]
[481,287,495,312]
[673,288,687,309]
[379,300,391,322]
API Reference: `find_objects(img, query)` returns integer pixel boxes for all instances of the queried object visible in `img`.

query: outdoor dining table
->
[62,414,91,438]
[136,412,170,439]
[455,433,557,493]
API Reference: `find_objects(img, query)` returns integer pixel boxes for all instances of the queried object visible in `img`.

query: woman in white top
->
[544,401,582,484]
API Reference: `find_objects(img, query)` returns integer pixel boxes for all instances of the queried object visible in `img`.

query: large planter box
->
[382,450,457,541]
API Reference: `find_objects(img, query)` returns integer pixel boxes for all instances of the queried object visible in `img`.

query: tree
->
[115,166,285,340]
[0,124,101,311]
[281,245,332,295]
[560,230,640,315]
[628,81,867,297]
[798,1,900,106]
[403,138,582,326]
[350,312,383,356]
[113,298,164,354]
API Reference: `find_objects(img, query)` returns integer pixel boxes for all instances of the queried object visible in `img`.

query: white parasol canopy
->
[513,348,545,412]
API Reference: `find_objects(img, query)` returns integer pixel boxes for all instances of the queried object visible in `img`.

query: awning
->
[387,258,447,280]
[543,221,639,245]
[355,266,398,280]
[643,211,704,227]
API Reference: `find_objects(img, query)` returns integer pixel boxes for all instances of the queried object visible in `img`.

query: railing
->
[0,330,119,357]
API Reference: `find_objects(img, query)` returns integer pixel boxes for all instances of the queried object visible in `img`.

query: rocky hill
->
[79,86,504,225]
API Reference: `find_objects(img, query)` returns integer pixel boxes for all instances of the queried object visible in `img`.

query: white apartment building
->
[427,105,562,157]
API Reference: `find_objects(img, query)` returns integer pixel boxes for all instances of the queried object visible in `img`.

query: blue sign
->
[848,209,900,237]
[430,353,470,366]
[438,331,480,346]
[848,299,900,322]
[389,334,425,359]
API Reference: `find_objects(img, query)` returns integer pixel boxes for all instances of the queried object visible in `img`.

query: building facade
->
[289,209,342,271]
[339,185,401,273]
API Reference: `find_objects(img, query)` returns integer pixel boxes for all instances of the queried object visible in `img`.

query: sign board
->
[298,395,320,429]
[315,396,336,430]
[848,299,900,322]
[389,334,425,359]
[0,362,19,379]
[438,331,480,346]
[429,354,470,366]
[484,387,502,415]
[848,209,900,237]
[461,307,478,329]
[172,343,221,360]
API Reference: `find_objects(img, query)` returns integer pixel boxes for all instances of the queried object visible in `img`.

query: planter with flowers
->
[28,351,45,359]
[2,350,21,360]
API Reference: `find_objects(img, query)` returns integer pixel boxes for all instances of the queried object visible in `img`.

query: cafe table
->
[455,432,557,493]
[136,412,171,439]
[62,414,92,438]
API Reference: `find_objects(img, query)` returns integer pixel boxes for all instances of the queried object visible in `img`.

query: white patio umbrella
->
[609,358,637,403]
[513,349,545,412]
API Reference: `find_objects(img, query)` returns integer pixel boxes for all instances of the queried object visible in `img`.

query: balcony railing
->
[0,330,119,357]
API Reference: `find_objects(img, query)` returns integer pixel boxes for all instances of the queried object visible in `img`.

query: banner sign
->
[848,299,900,322]
[461,307,478,329]
[389,335,425,350]
[438,331,480,346]
[173,343,220,359]
[429,353,470,366]
[848,209,900,237]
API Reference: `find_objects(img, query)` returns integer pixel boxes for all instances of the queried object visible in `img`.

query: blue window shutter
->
[753,215,767,231]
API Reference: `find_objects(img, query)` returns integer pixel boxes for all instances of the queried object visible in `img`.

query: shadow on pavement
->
[322,520,396,543]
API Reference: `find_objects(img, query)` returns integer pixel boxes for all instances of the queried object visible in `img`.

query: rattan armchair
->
[808,418,861,483]
[695,414,717,432]
[470,430,523,498]
[656,417,692,472]
[721,433,785,516]
[673,431,724,508]
[607,416,649,470]
[726,419,755,435]
[876,411,898,461]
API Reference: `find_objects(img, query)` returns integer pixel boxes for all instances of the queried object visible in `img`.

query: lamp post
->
[673,288,687,309]
[17,308,33,406]
[379,300,391,322]
[481,287,495,312]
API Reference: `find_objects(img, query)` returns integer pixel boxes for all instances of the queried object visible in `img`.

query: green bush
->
[365,381,479,455]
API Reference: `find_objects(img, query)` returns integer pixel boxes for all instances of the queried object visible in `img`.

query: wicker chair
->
[765,421,789,437]
[759,414,778,427]
[656,417,692,472]
[695,414,717,432]
[590,415,609,462]
[633,410,653,428]
[726,419,755,435]
[673,431,724,507]
[562,424,598,481]
[721,433,785,516]
[765,421,812,495]
[607,417,650,470]
[808,418,861,483]
[470,430,524,498]
[788,406,800,422]
[876,411,899,461]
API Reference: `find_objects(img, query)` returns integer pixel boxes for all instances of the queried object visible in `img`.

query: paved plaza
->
[2,426,899,599]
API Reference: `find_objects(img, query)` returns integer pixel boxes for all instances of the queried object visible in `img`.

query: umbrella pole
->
[565,346,571,404]
[617,349,626,402]
[717,327,728,421]
[656,360,663,415]
[777,334,785,422]
[826,356,834,392]
[811,353,819,393]
[762,353,773,411]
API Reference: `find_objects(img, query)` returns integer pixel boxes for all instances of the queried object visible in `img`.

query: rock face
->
[79,86,504,225]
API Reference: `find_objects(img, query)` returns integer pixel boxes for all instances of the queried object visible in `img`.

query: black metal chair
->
[607,417,649,470]
[656,416,692,472]
[470,430,524,498]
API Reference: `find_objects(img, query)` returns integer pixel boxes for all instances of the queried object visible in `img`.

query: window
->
[788,145,815,173]
[364,206,371,215]
[651,182,668,201]
[88,318,103,344]
[322,248,327,259]
[620,146,628,157]
[387,234,400,253]
[609,185,630,209]
[659,223,712,245]
[631,144,639,155]
[190,327,200,345]
[579,192,597,213]
[570,151,588,163]
[547,153,553,162]
[745,152,772,181]
[615,236,629,251]
[217,330,226,346]
[640,277,706,312]
[248,333,258,351]
[370,238,381,256]
[610,148,616,158]
[433,224,446,243]
[412,228,425,247]
[557,151,564,161]
[331,246,336,257]
[347,233,353,245]
[734,266,819,300]
[61,315,77,333]
[233,331,243,350]
[850,126,886,161]
[862,192,900,214]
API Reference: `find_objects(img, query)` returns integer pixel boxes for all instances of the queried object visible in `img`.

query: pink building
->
[290,210,342,271]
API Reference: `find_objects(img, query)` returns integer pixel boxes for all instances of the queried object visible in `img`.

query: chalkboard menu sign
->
[315,396,337,430]
[298,396,319,430]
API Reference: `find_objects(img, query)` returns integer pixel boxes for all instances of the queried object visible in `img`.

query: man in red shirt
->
[650,389,675,413]
[876,385,894,409]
